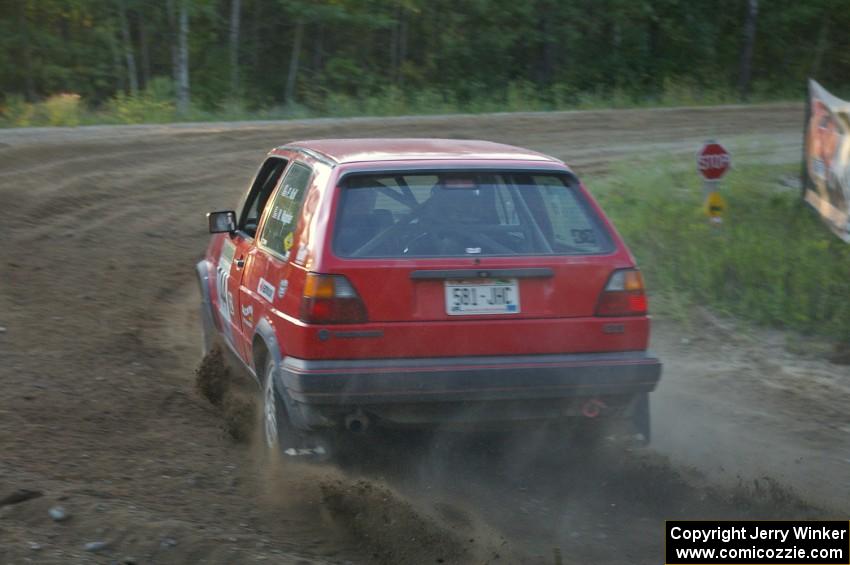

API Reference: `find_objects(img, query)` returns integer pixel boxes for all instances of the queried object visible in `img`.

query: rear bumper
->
[278,351,661,406]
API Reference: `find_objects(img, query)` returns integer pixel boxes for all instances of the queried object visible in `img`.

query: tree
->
[738,0,758,100]
[285,18,304,105]
[138,13,151,88]
[229,0,241,97]
[176,0,190,114]
[3,0,850,114]
[165,0,180,88]
[17,1,36,101]
[116,0,139,95]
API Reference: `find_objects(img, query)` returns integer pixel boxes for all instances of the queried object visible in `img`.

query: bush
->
[0,93,83,127]
[43,93,82,126]
[102,78,176,124]
[0,78,791,128]
[593,160,850,338]
[0,95,37,126]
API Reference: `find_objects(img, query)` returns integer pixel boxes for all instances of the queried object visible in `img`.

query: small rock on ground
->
[84,540,110,552]
[48,506,68,521]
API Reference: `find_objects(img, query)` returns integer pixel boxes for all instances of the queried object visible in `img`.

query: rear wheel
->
[262,355,331,461]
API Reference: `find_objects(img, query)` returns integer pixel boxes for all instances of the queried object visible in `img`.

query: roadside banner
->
[803,79,850,242]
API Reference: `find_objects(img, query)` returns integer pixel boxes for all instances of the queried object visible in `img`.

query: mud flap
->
[196,260,217,356]
[631,392,650,445]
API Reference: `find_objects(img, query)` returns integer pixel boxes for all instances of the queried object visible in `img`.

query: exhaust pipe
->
[344,410,370,433]
[581,398,607,419]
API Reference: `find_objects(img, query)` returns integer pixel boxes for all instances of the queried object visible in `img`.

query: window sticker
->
[571,229,597,244]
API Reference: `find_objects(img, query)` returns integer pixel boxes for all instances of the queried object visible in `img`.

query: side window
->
[239,157,288,237]
[259,163,312,257]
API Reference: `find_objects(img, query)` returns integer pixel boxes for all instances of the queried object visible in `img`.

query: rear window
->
[332,172,613,258]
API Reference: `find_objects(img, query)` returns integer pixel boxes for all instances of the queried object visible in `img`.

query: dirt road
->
[2,104,848,564]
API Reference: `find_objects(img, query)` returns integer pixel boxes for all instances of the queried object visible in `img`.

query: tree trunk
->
[398,9,407,87]
[312,23,324,75]
[176,0,190,114]
[285,19,304,105]
[108,19,125,93]
[250,0,260,70]
[139,15,151,89]
[117,0,139,95]
[166,0,180,87]
[810,16,829,79]
[229,0,241,98]
[537,2,555,86]
[18,1,35,100]
[390,3,408,86]
[390,6,399,83]
[737,0,758,101]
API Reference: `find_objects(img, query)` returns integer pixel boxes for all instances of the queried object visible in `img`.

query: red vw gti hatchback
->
[198,138,661,456]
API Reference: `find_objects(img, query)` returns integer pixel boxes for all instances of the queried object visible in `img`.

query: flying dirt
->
[1,104,848,564]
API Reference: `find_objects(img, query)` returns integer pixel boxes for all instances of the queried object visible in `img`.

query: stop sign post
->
[697,141,731,224]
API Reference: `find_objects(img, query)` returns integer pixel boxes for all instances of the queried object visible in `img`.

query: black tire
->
[262,355,296,451]
[261,355,332,461]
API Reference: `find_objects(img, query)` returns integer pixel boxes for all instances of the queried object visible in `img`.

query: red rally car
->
[197,138,661,456]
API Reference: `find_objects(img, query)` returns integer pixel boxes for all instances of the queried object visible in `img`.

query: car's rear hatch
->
[309,166,648,359]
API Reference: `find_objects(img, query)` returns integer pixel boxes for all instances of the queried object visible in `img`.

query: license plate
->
[445,279,520,315]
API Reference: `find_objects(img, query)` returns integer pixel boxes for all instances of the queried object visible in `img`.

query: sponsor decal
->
[257,278,276,303]
[277,279,289,299]
[241,304,254,327]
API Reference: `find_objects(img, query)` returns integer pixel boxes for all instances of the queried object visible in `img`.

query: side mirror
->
[207,210,237,234]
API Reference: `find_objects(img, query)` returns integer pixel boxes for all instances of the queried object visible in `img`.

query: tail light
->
[595,269,648,316]
[300,273,367,324]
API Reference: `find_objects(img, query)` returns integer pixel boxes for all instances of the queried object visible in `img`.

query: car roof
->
[280,138,561,165]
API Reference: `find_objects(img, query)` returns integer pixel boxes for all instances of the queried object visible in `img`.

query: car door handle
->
[235,258,245,269]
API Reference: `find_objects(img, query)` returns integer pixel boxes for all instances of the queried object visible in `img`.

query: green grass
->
[592,160,850,340]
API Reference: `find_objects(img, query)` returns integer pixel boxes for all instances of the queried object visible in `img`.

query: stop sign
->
[697,141,731,180]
